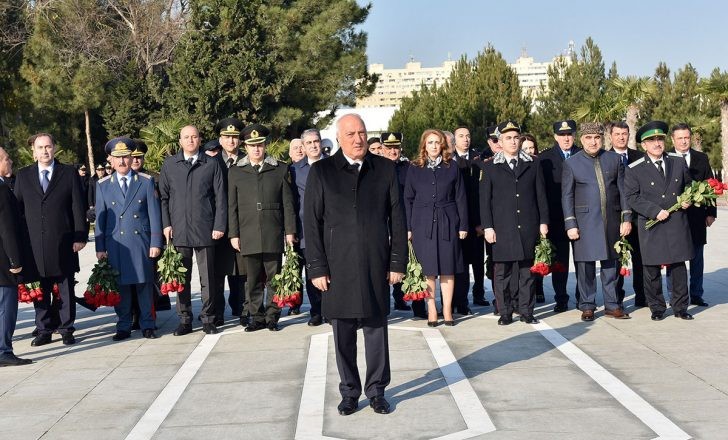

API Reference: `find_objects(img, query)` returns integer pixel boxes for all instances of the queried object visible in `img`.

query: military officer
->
[562,122,632,321]
[95,137,163,340]
[228,124,297,332]
[624,121,694,321]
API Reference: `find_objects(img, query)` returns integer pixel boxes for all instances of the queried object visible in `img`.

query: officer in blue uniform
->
[95,137,163,340]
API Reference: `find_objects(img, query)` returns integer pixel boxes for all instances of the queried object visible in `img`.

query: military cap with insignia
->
[485,125,499,141]
[381,132,403,147]
[242,123,270,145]
[636,120,669,143]
[131,139,148,157]
[204,139,222,151]
[553,119,577,134]
[496,120,521,136]
[104,136,135,157]
[96,163,105,171]
[215,117,244,137]
[78,164,87,171]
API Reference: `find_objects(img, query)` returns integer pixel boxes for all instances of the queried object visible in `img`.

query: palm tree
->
[700,70,728,180]
[140,118,186,173]
[610,77,656,149]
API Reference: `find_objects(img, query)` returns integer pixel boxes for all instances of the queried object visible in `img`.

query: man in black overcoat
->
[159,125,227,335]
[668,123,716,307]
[609,121,646,308]
[480,121,549,325]
[539,120,581,312]
[624,121,694,321]
[304,114,407,416]
[14,133,87,346]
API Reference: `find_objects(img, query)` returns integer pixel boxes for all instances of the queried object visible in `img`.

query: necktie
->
[656,160,665,178]
[682,153,687,158]
[509,158,517,170]
[187,157,195,166]
[227,158,234,168]
[564,151,570,160]
[621,153,628,166]
[41,169,50,193]
[253,164,261,172]
[121,176,128,197]
[348,162,360,174]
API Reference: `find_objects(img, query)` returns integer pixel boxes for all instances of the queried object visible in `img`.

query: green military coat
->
[228,154,296,256]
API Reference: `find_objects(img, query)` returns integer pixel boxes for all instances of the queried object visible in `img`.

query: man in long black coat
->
[668,123,716,307]
[304,114,407,416]
[14,133,87,346]
[624,121,694,321]
[539,120,581,312]
[480,121,549,325]
[160,125,227,335]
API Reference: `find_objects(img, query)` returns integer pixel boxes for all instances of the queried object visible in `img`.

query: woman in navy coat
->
[404,129,468,326]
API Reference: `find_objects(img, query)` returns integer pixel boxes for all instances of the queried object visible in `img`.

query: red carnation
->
[176,283,184,293]
[619,267,631,277]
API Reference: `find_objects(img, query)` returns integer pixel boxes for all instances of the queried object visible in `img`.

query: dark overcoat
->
[14,162,87,278]
[562,150,632,262]
[159,150,226,248]
[404,160,467,276]
[669,148,716,246]
[624,154,694,265]
[290,154,327,250]
[303,151,407,319]
[94,171,163,284]
[228,155,296,256]
[479,152,549,262]
[212,152,243,276]
[539,144,582,242]
[0,182,22,287]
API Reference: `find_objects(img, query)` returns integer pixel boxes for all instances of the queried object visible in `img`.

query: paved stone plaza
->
[1,208,727,439]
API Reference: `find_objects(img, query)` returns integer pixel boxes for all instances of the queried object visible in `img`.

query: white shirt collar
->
[39,160,55,173]
[342,153,363,166]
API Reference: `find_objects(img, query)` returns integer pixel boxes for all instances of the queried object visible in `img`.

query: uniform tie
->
[121,176,128,197]
[41,169,50,193]
[253,164,261,172]
[509,158,517,170]
[656,160,665,178]
[227,157,234,168]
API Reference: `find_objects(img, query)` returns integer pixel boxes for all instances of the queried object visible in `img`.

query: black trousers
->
[214,275,246,320]
[494,260,535,317]
[300,251,322,317]
[616,227,644,305]
[454,234,486,307]
[35,275,76,335]
[177,246,216,325]
[552,240,577,305]
[643,262,688,315]
[332,315,390,399]
[244,253,282,325]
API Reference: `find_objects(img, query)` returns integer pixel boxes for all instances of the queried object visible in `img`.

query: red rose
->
[619,267,631,277]
[177,284,184,293]
[707,178,720,189]
[715,187,724,196]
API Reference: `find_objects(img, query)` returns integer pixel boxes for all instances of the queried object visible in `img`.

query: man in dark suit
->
[562,122,632,321]
[668,123,716,307]
[480,121,549,325]
[0,147,32,366]
[609,121,646,308]
[304,114,407,416]
[160,125,227,335]
[14,133,87,346]
[624,121,694,321]
[539,120,582,312]
[452,126,488,313]
[228,124,296,332]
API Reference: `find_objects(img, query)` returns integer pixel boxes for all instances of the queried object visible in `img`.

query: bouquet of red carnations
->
[158,242,187,295]
[646,178,727,229]
[614,237,633,277]
[83,257,122,307]
[270,243,303,308]
[402,241,429,301]
[17,282,43,303]
[530,236,556,276]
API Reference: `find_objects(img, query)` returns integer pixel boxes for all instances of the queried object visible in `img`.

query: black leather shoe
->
[308,315,323,327]
[213,318,225,327]
[288,307,301,316]
[0,353,33,367]
[202,323,219,334]
[651,313,664,321]
[497,315,513,325]
[112,331,131,341]
[674,311,694,320]
[240,315,249,327]
[427,321,439,327]
[173,324,193,336]
[61,333,75,345]
[369,396,390,414]
[31,333,53,347]
[634,299,647,308]
[444,320,455,326]
[690,299,708,307]
[245,322,265,332]
[473,298,490,306]
[267,322,279,332]
[394,301,412,311]
[143,329,158,339]
[535,293,545,304]
[131,321,141,331]
[32,328,39,337]
[337,397,358,416]
[553,304,568,313]
[455,307,472,316]
[520,315,539,324]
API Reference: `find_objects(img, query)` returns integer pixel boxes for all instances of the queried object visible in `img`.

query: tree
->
[0,0,28,154]
[700,69,728,177]
[139,117,186,172]
[609,77,656,149]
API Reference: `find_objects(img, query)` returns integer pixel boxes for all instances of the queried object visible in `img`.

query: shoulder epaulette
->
[628,157,645,168]
[668,152,681,157]
[137,172,152,180]
[99,175,112,183]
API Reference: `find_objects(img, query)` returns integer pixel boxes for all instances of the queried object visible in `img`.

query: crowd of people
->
[0,114,717,416]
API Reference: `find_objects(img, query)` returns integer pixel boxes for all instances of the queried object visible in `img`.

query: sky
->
[358,0,728,78]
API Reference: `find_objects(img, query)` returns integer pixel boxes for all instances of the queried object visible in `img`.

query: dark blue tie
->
[121,176,128,197]
[621,153,628,166]
[41,170,50,193]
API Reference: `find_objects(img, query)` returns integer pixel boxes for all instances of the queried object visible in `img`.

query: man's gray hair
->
[335,113,366,135]
[301,128,321,140]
